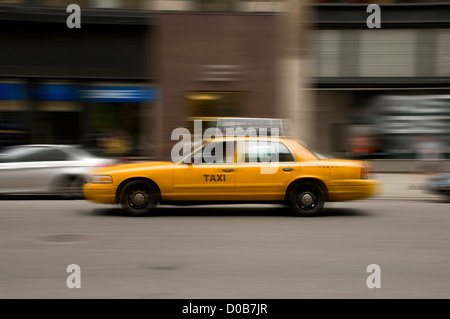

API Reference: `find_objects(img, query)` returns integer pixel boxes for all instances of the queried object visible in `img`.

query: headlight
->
[90,175,113,184]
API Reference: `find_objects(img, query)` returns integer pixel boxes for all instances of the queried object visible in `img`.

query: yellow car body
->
[83,137,380,216]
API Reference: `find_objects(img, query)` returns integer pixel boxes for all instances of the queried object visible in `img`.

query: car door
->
[234,139,299,201]
[172,140,237,201]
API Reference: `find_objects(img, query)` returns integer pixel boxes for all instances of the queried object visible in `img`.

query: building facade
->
[155,12,279,156]
[2,0,450,163]
[312,4,450,161]
[0,3,157,157]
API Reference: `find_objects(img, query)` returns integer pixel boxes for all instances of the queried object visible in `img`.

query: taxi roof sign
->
[186,117,290,137]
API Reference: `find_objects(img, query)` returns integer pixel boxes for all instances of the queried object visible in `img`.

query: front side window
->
[0,147,41,163]
[197,141,235,164]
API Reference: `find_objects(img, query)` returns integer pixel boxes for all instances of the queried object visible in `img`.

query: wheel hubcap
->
[301,193,313,206]
[132,193,145,205]
[128,188,151,210]
[295,187,320,211]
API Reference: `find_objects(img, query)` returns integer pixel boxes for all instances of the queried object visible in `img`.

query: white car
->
[0,144,116,198]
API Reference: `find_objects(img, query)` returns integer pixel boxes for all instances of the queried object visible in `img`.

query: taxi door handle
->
[222,168,234,172]
[283,168,293,172]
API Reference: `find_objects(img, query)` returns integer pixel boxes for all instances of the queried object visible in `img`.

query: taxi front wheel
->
[120,180,158,216]
[289,182,325,216]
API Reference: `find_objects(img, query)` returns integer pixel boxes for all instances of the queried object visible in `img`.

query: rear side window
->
[33,148,68,161]
[11,148,68,162]
[240,141,295,163]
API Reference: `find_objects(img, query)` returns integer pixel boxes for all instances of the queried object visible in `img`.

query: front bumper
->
[83,183,117,204]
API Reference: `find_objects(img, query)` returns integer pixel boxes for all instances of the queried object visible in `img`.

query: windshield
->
[0,145,97,163]
[0,146,42,162]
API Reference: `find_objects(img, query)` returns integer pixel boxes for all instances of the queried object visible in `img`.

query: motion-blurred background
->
[0,0,449,171]
[3,1,450,300]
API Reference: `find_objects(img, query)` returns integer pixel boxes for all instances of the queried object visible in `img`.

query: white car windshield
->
[0,146,42,160]
[0,145,97,163]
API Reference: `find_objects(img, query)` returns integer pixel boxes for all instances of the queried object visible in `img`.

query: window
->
[33,148,69,161]
[1,147,41,163]
[197,0,235,12]
[3,147,68,162]
[240,141,295,163]
[199,141,235,164]
[0,110,29,149]
[186,92,245,119]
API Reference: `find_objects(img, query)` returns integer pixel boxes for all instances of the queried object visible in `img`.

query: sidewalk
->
[372,173,443,200]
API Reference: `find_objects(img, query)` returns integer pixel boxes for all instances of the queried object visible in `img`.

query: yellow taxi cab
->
[83,137,380,216]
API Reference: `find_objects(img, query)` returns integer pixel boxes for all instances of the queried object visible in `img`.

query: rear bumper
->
[83,183,116,204]
[327,179,381,201]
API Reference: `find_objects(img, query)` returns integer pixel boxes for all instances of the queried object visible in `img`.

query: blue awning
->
[0,83,158,102]
[79,86,157,102]
[0,83,26,100]
[33,84,79,101]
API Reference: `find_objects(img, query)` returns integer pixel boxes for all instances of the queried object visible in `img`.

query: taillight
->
[361,164,369,179]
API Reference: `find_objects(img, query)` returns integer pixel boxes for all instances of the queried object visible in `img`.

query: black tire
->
[55,175,84,199]
[69,176,86,199]
[120,180,158,216]
[289,182,325,216]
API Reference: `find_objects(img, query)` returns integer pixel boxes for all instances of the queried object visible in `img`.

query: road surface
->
[1,197,449,298]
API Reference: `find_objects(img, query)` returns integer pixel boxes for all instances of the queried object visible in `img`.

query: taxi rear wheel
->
[289,182,325,216]
[120,180,157,216]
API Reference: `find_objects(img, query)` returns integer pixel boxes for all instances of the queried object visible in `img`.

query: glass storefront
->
[343,91,450,160]
[85,102,141,157]
[79,84,157,157]
[0,109,29,149]
[0,81,157,157]
[0,83,28,149]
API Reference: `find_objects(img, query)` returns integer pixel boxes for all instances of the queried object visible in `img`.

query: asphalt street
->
[1,197,450,299]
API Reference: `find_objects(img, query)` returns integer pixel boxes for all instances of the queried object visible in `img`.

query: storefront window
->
[36,110,81,144]
[186,91,245,118]
[345,93,450,160]
[197,0,236,12]
[88,102,141,157]
[0,110,28,150]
